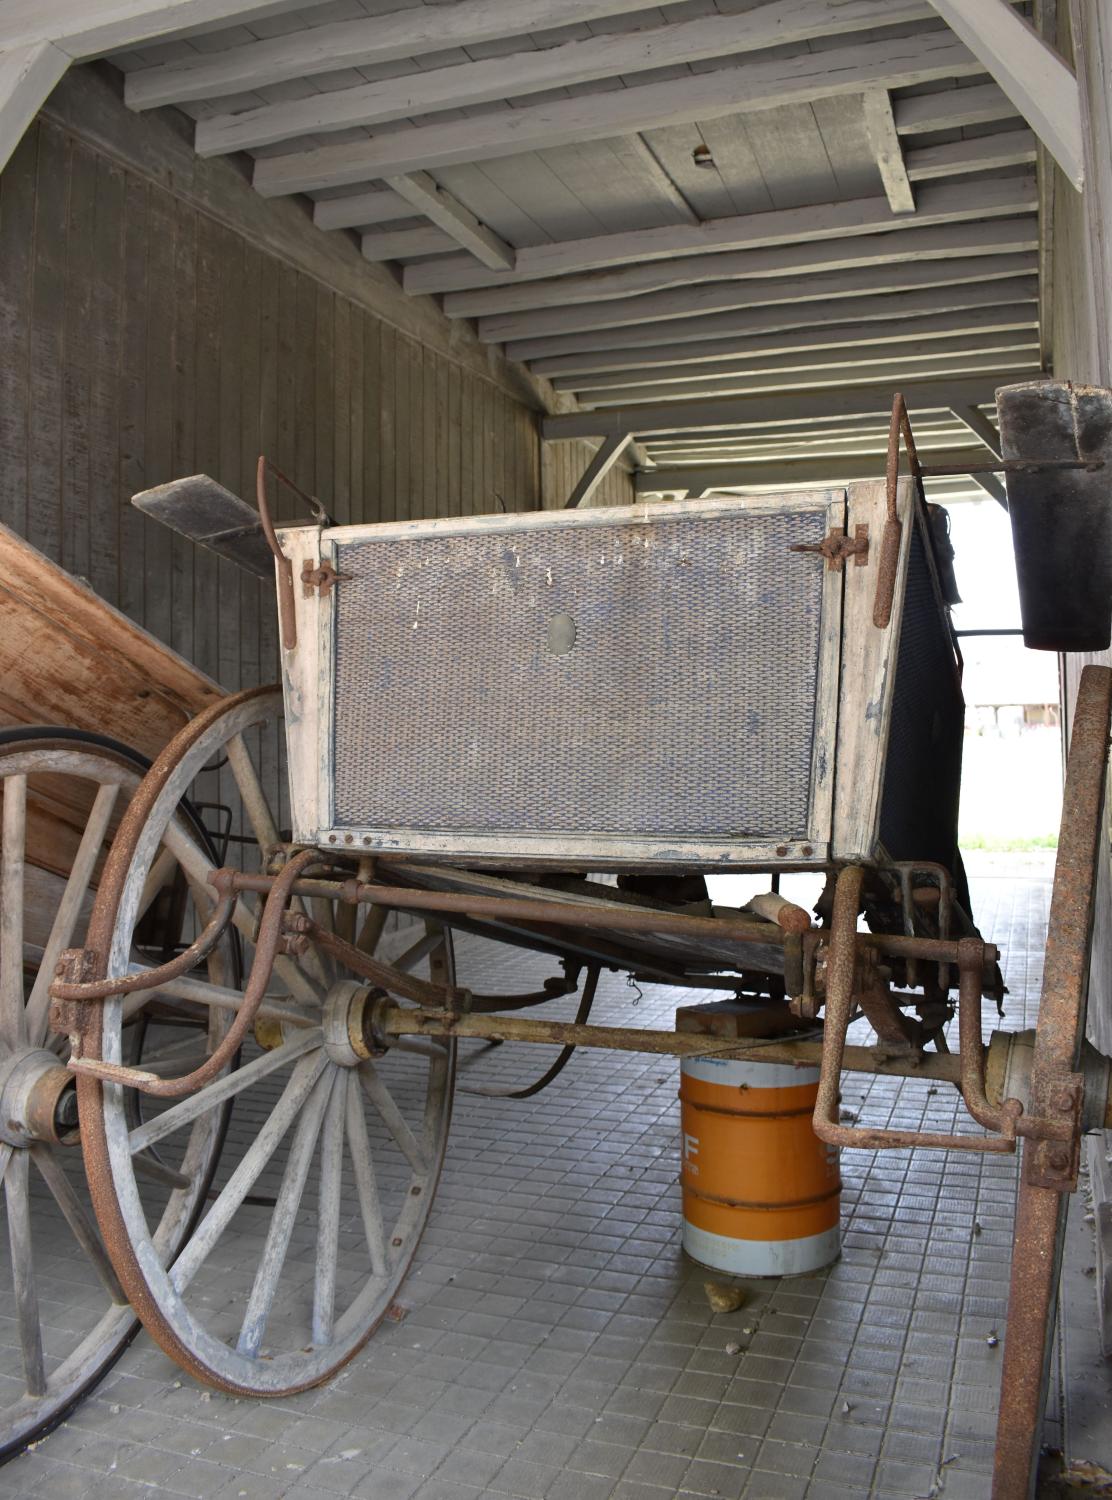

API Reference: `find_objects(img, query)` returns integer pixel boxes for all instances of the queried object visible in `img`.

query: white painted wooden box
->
[277,477,958,870]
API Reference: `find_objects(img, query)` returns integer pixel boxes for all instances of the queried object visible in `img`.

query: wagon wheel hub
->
[321,979,384,1068]
[0,1047,79,1148]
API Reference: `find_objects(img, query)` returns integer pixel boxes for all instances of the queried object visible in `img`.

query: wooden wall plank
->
[0,101,553,817]
[118,170,148,628]
[0,128,36,539]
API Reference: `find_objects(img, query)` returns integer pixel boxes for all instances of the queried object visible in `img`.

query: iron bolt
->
[776,845,789,857]
[1047,1147,1070,1172]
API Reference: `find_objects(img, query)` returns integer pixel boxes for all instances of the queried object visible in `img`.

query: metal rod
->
[223,870,997,966]
[381,1002,965,1081]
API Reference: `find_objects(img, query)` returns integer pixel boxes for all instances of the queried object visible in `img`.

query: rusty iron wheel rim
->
[78,690,457,1396]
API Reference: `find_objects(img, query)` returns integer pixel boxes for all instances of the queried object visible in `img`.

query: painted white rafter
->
[926,0,1083,188]
[252,31,979,197]
[124,0,672,110]
[385,173,514,273]
[863,89,915,212]
[0,39,66,174]
[403,174,1032,297]
[540,373,1018,440]
[0,0,300,57]
[191,0,939,157]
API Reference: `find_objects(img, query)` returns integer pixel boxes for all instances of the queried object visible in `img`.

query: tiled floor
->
[2,855,1110,1500]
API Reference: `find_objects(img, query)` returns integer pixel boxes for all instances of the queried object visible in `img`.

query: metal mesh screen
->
[330,507,828,845]
[878,518,966,887]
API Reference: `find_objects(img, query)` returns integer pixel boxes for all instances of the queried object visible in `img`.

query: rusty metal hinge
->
[301,559,351,596]
[789,524,869,571]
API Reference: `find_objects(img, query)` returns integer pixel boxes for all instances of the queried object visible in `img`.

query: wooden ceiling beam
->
[194,0,941,157]
[893,79,1018,132]
[905,126,1036,179]
[553,329,1041,395]
[252,31,980,197]
[311,189,413,233]
[540,372,1025,439]
[0,0,299,56]
[123,0,668,110]
[863,89,916,213]
[574,347,1040,407]
[404,174,1031,298]
[0,40,67,174]
[533,304,1039,380]
[926,0,1083,187]
[384,172,514,272]
[505,276,1039,361]
[359,225,457,263]
[636,446,1000,494]
[442,210,1036,319]
[479,253,1038,344]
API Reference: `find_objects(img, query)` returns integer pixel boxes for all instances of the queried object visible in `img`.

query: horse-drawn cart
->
[4,392,1111,1500]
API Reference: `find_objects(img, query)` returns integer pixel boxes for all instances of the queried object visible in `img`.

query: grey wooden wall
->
[0,103,549,704]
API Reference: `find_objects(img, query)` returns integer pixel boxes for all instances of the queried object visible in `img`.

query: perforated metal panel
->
[324,498,839,861]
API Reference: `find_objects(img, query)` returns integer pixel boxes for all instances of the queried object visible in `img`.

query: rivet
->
[344,834,354,845]
[363,836,372,846]
[328,835,337,844]
[392,1236,403,1247]
[775,845,789,857]
[801,845,814,857]
[410,1185,421,1196]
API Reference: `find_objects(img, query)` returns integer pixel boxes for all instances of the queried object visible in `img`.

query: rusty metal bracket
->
[301,559,351,597]
[790,524,869,570]
[255,457,333,650]
[874,393,921,628]
[812,869,1023,1155]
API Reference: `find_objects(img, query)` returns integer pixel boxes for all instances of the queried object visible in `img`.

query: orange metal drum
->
[680,1056,841,1275]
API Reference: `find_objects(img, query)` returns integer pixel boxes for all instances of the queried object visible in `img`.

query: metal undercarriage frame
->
[46,663,1112,1500]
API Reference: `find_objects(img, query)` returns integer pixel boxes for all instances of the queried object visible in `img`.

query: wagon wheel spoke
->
[1,773,28,1052]
[226,732,332,990]
[29,1145,126,1304]
[237,1068,334,1358]
[129,1029,323,1157]
[25,780,120,1047]
[5,1151,46,1397]
[121,962,318,1031]
[312,1073,347,1346]
[345,1072,387,1276]
[170,1050,330,1295]
[358,1060,429,1176]
[137,844,179,923]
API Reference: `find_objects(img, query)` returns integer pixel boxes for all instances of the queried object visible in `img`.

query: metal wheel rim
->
[82,690,456,1395]
[0,736,230,1457]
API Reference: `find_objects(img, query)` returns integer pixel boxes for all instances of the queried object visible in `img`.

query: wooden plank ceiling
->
[102,0,1047,504]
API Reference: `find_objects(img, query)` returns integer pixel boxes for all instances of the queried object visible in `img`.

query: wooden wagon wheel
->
[0,729,233,1458]
[992,664,1112,1500]
[75,687,456,1396]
